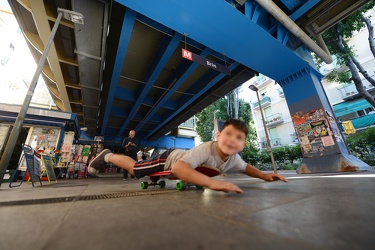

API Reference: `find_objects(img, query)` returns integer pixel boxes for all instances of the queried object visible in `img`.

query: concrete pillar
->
[278,66,371,173]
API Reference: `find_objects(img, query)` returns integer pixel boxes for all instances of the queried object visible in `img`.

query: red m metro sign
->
[182,49,192,60]
[181,49,230,75]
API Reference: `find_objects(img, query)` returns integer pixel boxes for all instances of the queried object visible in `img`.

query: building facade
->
[249,74,298,148]
[321,8,375,127]
[249,8,375,148]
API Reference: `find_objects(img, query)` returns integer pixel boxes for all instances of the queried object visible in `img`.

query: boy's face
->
[216,125,246,156]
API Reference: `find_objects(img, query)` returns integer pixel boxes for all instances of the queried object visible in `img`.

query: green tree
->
[196,88,254,142]
[316,1,375,107]
[345,127,375,166]
[317,0,375,107]
[195,104,217,142]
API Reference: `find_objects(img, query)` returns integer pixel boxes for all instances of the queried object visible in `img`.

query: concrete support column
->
[279,66,371,173]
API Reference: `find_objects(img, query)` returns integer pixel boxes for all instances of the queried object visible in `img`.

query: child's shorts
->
[133,149,174,178]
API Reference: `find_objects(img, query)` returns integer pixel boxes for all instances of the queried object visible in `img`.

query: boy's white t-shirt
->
[164,141,247,173]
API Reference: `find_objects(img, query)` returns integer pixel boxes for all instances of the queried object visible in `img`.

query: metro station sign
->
[182,49,231,75]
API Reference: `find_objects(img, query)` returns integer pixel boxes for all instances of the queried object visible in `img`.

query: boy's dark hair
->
[220,119,249,137]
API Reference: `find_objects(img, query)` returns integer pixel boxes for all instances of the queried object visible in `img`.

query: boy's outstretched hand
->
[207,179,243,194]
[244,164,288,183]
[172,161,244,194]
[262,173,288,182]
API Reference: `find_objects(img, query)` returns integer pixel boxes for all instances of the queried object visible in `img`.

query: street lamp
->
[249,84,278,174]
[0,8,84,186]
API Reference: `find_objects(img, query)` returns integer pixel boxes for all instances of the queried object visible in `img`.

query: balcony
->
[261,138,281,148]
[169,117,197,138]
[254,75,273,89]
[179,117,195,128]
[277,88,284,98]
[252,96,271,110]
[338,83,375,100]
[265,113,284,127]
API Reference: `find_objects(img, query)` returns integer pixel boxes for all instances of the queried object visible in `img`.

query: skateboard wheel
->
[141,182,149,189]
[159,180,166,188]
[195,185,203,190]
[176,181,186,191]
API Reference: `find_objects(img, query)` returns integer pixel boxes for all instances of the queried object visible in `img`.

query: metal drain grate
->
[0,189,178,207]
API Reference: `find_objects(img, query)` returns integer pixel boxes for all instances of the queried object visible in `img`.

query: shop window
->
[365,108,374,114]
[357,110,365,117]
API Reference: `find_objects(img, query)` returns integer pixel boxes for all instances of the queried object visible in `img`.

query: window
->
[357,110,365,116]
[365,108,374,115]
[264,107,272,117]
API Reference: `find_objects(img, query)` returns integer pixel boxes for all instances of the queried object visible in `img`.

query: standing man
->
[122,130,139,180]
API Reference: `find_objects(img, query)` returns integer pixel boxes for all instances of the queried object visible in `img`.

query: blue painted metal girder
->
[116,32,183,136]
[110,106,127,117]
[114,87,177,111]
[135,47,212,134]
[116,0,310,81]
[146,62,240,139]
[101,8,137,135]
[136,13,234,64]
[280,0,301,12]
[114,87,135,101]
[289,0,320,21]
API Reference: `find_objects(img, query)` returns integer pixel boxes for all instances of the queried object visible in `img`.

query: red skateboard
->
[140,165,221,190]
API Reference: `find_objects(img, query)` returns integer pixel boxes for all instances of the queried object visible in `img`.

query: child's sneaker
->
[87,149,112,175]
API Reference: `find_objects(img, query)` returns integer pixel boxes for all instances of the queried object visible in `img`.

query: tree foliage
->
[315,1,375,107]
[345,127,375,166]
[195,104,217,142]
[196,89,254,142]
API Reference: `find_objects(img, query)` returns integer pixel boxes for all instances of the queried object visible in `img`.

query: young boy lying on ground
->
[88,119,287,193]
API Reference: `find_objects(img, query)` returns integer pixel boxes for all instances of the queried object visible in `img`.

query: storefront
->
[0,103,79,171]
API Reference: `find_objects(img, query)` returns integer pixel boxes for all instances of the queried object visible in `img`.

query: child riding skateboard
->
[88,119,287,193]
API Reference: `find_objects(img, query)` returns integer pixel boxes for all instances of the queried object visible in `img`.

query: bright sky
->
[0,0,54,107]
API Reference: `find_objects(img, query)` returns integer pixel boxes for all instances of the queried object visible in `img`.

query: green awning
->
[333,99,372,117]
[351,113,375,129]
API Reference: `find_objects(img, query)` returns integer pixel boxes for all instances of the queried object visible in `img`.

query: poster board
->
[60,132,75,163]
[41,154,57,184]
[22,144,42,187]
[291,108,339,157]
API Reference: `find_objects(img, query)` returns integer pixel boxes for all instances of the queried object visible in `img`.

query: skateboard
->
[140,165,221,190]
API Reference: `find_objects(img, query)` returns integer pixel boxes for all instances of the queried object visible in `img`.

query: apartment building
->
[320,9,375,130]
[249,74,298,148]
[249,8,375,148]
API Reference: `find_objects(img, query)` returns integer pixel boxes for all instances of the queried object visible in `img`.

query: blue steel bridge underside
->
[100,0,312,141]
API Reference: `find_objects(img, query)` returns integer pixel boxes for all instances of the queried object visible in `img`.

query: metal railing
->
[264,113,283,127]
[179,117,196,128]
[261,138,281,148]
[252,96,271,109]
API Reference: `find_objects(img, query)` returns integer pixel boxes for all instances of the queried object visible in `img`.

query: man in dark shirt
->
[122,130,139,180]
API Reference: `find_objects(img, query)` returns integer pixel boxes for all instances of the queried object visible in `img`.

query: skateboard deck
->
[141,165,221,190]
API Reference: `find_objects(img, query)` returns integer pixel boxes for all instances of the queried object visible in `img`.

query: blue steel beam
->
[137,13,233,64]
[114,86,177,110]
[116,32,183,137]
[110,106,127,117]
[116,0,309,81]
[114,87,135,101]
[277,23,290,45]
[146,62,240,139]
[137,12,236,69]
[135,47,211,134]
[289,0,320,21]
[100,8,136,135]
[245,1,262,23]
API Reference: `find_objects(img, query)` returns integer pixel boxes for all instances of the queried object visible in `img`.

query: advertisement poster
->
[292,108,336,156]
[325,110,344,143]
